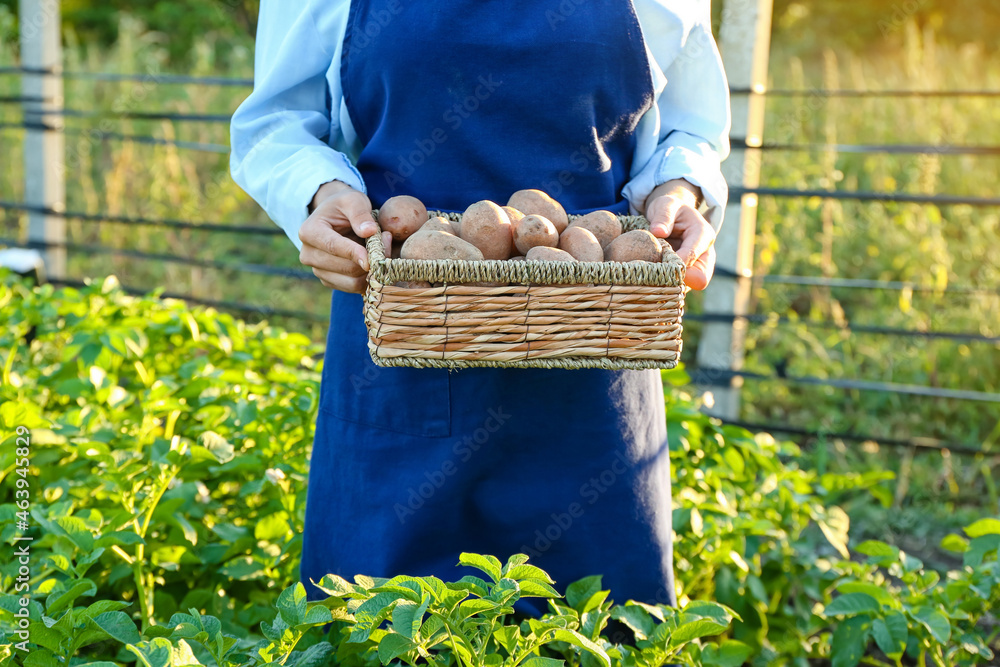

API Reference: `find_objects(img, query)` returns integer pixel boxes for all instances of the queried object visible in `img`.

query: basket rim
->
[367,209,686,287]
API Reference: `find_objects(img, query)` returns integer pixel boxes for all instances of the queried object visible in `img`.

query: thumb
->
[647,195,685,239]
[339,191,378,238]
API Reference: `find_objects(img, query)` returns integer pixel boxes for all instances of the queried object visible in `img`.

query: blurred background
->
[0,0,998,569]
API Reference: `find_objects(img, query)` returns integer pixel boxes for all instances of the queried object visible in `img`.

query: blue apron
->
[301,0,677,614]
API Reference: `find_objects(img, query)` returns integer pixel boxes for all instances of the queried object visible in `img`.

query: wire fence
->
[1,66,999,458]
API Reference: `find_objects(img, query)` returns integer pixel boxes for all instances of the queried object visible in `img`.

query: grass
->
[1,14,997,559]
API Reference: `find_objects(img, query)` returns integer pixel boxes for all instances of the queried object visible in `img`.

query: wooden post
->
[20,0,65,279]
[694,0,773,419]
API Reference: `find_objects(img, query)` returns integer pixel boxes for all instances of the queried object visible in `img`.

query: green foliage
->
[0,275,997,665]
[0,0,257,63]
[0,273,320,636]
[664,367,999,665]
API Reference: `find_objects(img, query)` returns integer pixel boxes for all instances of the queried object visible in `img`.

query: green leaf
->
[502,554,531,573]
[940,534,970,553]
[682,600,740,624]
[610,605,655,641]
[518,579,562,599]
[392,594,430,638]
[302,605,334,627]
[700,640,753,667]
[830,616,871,667]
[45,579,97,615]
[198,431,235,464]
[835,582,893,606]
[275,583,308,627]
[521,659,564,667]
[505,564,556,584]
[456,598,498,621]
[81,600,132,621]
[818,507,851,559]
[23,650,61,667]
[92,611,141,645]
[963,535,1000,567]
[550,629,611,667]
[313,574,365,599]
[911,607,951,644]
[349,592,404,643]
[254,512,290,542]
[964,518,1000,538]
[24,621,64,653]
[452,575,491,597]
[579,590,610,614]
[823,593,881,617]
[377,633,416,665]
[494,625,520,654]
[872,614,907,658]
[855,541,898,559]
[168,638,201,666]
[292,642,333,667]
[566,576,603,611]
[458,553,502,582]
[487,578,520,607]
[127,637,174,667]
[669,618,729,645]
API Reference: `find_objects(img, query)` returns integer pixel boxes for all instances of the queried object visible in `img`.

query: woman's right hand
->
[298,180,393,293]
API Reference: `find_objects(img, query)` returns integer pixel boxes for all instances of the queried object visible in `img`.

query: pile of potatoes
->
[377,189,664,287]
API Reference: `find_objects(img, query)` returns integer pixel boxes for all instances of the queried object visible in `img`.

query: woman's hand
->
[298,180,392,293]
[643,179,716,291]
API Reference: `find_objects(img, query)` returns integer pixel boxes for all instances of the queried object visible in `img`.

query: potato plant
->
[0,274,997,666]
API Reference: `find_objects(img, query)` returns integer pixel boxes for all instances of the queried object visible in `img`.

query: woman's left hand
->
[644,179,716,291]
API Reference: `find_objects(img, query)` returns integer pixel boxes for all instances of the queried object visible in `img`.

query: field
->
[0,9,999,665]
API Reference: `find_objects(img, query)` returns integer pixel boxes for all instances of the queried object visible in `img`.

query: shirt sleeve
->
[622,1,732,231]
[230,0,365,252]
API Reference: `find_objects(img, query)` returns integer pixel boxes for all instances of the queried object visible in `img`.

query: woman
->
[231,0,730,614]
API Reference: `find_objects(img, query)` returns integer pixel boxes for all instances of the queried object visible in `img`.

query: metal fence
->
[1,2,998,459]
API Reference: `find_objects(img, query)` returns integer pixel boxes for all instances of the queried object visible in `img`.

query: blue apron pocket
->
[319,291,452,439]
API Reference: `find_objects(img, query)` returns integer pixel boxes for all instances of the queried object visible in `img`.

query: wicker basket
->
[363,210,686,370]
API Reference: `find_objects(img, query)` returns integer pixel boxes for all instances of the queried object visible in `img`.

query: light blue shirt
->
[231,0,731,252]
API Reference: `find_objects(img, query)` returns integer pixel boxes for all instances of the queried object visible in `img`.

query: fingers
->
[335,190,378,238]
[299,246,368,278]
[312,268,368,294]
[671,206,716,268]
[646,194,686,239]
[684,243,716,291]
[300,222,370,272]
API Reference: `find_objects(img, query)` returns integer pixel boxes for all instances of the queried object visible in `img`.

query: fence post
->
[694,0,773,419]
[20,0,65,280]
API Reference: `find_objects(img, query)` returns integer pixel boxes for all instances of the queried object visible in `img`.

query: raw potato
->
[604,229,662,263]
[568,210,621,248]
[513,214,559,255]
[525,246,577,262]
[421,216,456,234]
[459,201,513,260]
[393,280,432,288]
[401,229,485,261]
[379,195,427,241]
[502,206,525,231]
[507,189,569,233]
[558,226,604,262]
